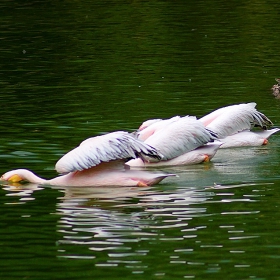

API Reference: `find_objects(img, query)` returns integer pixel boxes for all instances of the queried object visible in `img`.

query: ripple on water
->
[1,180,276,278]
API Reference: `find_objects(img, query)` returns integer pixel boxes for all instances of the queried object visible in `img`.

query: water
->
[1,0,280,279]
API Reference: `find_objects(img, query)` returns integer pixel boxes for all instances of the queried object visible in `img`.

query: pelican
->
[128,142,222,167]
[219,128,280,148]
[1,131,175,187]
[127,116,218,167]
[199,102,279,148]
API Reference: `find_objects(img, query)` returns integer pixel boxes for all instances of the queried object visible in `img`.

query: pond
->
[1,0,280,279]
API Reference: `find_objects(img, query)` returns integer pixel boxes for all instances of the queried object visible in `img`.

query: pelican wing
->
[138,118,162,131]
[144,116,217,160]
[201,103,273,138]
[137,116,181,141]
[55,131,163,173]
[199,105,234,126]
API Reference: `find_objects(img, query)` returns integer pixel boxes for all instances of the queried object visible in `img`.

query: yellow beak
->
[8,174,24,183]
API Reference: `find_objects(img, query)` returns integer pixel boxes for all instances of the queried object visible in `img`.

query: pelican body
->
[127,116,218,167]
[199,102,279,148]
[1,165,174,187]
[128,143,222,167]
[1,131,175,187]
[219,128,280,148]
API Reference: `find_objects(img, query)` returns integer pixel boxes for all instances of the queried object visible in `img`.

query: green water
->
[1,0,280,279]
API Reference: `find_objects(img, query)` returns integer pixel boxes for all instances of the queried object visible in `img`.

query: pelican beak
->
[8,174,24,183]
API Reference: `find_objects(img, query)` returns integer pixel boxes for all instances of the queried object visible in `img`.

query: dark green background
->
[1,0,280,279]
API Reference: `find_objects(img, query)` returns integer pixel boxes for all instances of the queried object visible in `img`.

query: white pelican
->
[128,142,222,167]
[219,128,280,148]
[127,116,218,167]
[1,131,175,187]
[199,102,279,148]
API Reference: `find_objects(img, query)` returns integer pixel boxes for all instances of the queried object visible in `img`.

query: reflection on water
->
[50,180,280,279]
[211,147,271,179]
[2,176,280,278]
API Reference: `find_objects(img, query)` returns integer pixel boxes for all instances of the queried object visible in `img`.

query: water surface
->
[1,0,280,279]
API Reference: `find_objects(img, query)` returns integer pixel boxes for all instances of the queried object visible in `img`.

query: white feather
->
[55,131,162,174]
[200,102,273,138]
[219,128,280,148]
[137,116,181,141]
[127,142,222,167]
[137,116,216,160]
